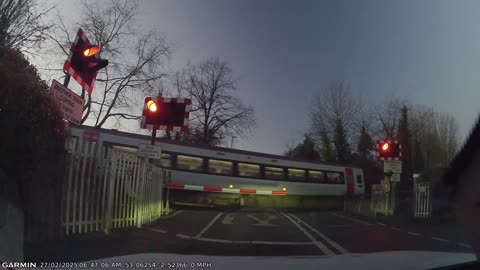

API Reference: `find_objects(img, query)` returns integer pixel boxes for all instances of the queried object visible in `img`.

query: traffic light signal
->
[64,28,109,94]
[141,97,192,133]
[377,140,402,160]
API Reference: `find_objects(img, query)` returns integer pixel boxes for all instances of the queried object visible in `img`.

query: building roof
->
[73,124,361,169]
[443,116,480,189]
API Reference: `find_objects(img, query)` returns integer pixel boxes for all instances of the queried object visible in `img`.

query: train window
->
[238,163,260,178]
[356,174,363,184]
[208,159,233,175]
[326,172,345,184]
[176,155,203,172]
[288,169,305,181]
[264,166,284,180]
[160,153,172,168]
[308,170,325,183]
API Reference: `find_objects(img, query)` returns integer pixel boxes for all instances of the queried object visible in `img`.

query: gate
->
[413,180,432,218]
[371,185,388,216]
[62,139,166,236]
[370,184,395,216]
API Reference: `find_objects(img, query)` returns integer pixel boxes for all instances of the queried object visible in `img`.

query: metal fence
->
[62,139,167,235]
[413,180,432,218]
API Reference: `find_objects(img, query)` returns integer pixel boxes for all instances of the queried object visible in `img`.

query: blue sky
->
[43,0,480,154]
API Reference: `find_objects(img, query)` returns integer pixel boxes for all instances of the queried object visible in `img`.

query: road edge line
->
[280,211,335,256]
[195,212,223,238]
[289,213,349,254]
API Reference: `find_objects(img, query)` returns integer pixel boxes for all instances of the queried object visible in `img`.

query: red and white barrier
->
[165,183,287,195]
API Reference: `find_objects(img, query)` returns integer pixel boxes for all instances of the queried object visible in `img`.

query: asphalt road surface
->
[27,207,474,262]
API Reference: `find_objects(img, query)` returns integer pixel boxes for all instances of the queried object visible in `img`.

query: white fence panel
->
[62,140,166,236]
[414,181,432,218]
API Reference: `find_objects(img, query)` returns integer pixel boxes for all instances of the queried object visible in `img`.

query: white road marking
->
[407,231,422,236]
[172,202,214,208]
[289,214,349,254]
[378,223,387,226]
[281,212,335,255]
[250,240,313,245]
[162,210,184,219]
[330,212,373,226]
[432,237,449,242]
[457,243,472,248]
[247,213,278,226]
[195,212,223,238]
[391,227,401,231]
[195,237,314,245]
[197,237,233,243]
[149,228,167,234]
[221,213,235,224]
[176,234,191,239]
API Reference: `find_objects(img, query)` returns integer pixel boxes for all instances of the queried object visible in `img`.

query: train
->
[68,125,365,197]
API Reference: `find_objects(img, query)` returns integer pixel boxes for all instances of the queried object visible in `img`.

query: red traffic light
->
[141,97,192,133]
[83,45,100,57]
[377,140,401,160]
[382,143,389,151]
[147,100,157,112]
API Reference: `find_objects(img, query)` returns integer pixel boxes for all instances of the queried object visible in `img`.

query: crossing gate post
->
[163,170,171,215]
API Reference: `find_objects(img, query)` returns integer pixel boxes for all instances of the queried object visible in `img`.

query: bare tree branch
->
[181,57,255,146]
[0,0,54,54]
[49,0,172,128]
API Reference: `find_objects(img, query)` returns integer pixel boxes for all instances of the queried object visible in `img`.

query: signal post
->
[376,140,402,216]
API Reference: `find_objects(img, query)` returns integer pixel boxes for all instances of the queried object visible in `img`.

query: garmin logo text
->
[1,262,37,268]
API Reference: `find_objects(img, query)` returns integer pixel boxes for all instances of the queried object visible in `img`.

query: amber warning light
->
[382,143,389,151]
[83,45,100,57]
[147,100,157,112]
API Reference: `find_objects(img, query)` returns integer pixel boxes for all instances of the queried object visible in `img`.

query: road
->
[26,207,474,262]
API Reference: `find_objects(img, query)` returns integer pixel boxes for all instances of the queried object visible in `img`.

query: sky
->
[42,0,480,155]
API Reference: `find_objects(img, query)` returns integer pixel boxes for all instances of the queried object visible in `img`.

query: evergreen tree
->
[284,134,320,161]
[412,139,425,173]
[320,129,336,162]
[357,125,375,161]
[397,105,413,189]
[334,118,351,164]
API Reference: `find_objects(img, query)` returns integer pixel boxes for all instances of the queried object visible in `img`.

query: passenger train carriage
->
[68,125,365,197]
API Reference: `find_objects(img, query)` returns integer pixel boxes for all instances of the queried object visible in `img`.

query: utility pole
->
[231,135,236,148]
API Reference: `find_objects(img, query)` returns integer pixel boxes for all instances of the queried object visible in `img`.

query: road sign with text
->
[391,173,401,182]
[50,80,84,125]
[138,144,162,159]
[384,160,402,173]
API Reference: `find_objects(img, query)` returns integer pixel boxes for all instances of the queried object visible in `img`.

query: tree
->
[284,134,320,161]
[0,46,66,237]
[357,125,375,161]
[412,139,424,173]
[0,0,52,53]
[409,106,459,184]
[334,117,351,164]
[310,80,358,146]
[354,125,382,192]
[50,0,172,128]
[397,105,413,189]
[319,128,336,162]
[183,57,255,146]
[374,97,407,139]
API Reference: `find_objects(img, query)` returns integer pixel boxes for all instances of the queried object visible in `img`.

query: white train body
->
[69,126,365,196]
